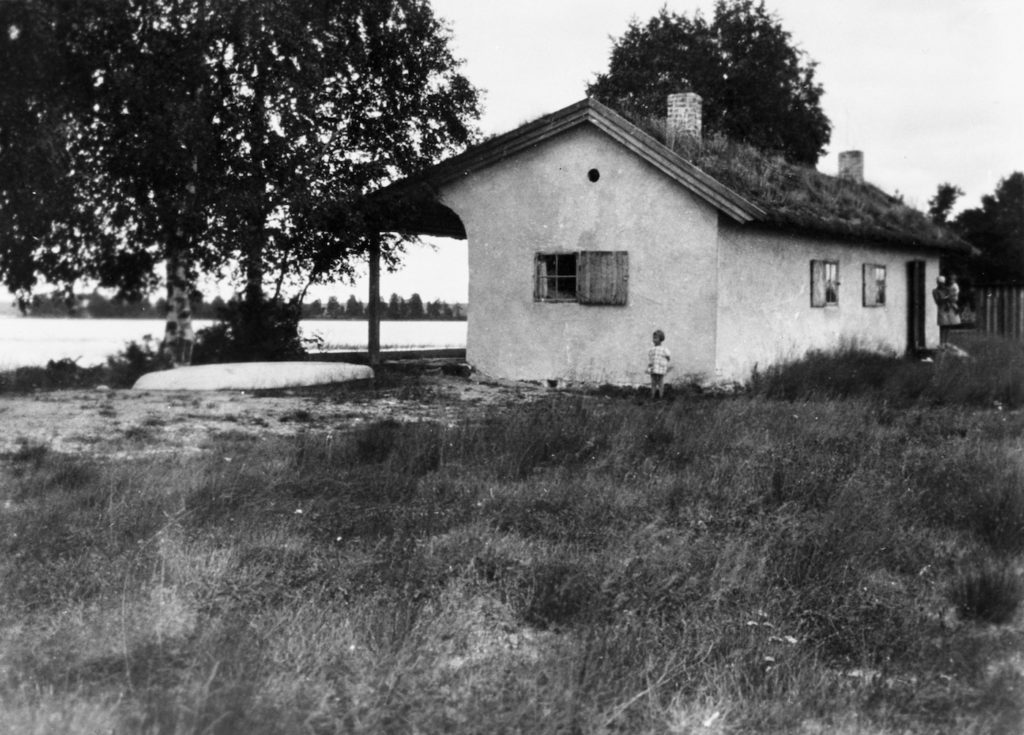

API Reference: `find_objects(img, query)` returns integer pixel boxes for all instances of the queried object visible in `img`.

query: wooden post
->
[367,237,381,366]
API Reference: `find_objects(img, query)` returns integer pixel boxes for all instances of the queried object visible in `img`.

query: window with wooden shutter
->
[578,251,628,305]
[863,264,886,306]
[534,250,628,305]
[811,260,839,307]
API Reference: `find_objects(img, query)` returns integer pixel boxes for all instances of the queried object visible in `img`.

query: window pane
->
[862,264,886,306]
[825,262,838,304]
[535,253,577,301]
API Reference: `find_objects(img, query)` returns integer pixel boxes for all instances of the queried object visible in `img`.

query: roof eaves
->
[748,215,972,254]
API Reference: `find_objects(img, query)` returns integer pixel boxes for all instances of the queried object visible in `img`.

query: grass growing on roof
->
[633,113,964,250]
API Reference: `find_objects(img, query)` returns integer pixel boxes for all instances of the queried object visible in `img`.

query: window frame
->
[534,250,629,306]
[534,252,578,302]
[810,259,840,308]
[862,263,887,307]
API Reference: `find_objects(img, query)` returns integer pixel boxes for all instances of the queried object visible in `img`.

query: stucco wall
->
[714,223,941,381]
[439,124,721,384]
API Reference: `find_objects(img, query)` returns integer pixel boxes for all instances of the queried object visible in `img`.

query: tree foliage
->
[587,0,830,165]
[0,0,480,301]
[928,182,964,225]
[954,172,1024,284]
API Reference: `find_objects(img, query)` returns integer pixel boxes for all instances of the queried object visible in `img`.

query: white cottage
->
[369,96,967,385]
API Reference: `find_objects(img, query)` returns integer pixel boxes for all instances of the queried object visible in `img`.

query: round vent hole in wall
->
[587,168,600,182]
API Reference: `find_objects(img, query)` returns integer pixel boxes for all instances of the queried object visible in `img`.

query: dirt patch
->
[0,374,550,459]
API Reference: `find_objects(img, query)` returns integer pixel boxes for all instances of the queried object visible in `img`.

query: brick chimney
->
[838,150,864,183]
[667,92,702,149]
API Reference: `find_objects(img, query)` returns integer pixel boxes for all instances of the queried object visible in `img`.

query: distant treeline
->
[16,290,467,321]
[305,293,466,321]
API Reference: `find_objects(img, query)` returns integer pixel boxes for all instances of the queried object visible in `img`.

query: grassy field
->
[1,337,1023,734]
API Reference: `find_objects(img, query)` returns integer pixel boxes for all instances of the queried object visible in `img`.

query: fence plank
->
[973,285,1024,341]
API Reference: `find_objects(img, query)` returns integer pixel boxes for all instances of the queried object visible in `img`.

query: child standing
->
[647,329,671,399]
[948,274,961,314]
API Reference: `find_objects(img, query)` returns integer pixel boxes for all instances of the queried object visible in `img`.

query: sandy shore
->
[0,375,545,459]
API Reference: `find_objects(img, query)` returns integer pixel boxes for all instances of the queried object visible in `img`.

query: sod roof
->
[369,98,968,253]
[635,114,967,252]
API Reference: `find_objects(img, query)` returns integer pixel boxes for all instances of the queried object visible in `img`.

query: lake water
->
[0,317,467,368]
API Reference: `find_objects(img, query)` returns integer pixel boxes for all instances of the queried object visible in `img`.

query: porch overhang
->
[365,183,466,240]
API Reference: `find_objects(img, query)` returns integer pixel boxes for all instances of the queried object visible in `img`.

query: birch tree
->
[0,0,479,364]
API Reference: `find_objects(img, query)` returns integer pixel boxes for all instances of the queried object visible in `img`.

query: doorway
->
[906,260,926,354]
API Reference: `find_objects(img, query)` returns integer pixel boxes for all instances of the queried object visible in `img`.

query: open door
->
[906,260,926,355]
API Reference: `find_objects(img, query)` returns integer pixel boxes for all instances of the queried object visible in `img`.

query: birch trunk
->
[162,255,195,367]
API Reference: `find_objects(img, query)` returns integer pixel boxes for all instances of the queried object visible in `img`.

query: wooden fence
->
[971,285,1024,340]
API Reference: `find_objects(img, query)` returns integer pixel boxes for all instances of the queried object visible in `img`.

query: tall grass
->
[2,380,1023,732]
[749,334,1024,408]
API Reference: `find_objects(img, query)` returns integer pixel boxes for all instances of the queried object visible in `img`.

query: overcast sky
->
[345,0,1024,303]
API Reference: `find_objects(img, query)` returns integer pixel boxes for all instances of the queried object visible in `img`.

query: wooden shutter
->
[534,253,548,301]
[578,251,628,305]
[810,260,826,307]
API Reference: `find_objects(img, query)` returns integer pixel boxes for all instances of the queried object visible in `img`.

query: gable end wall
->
[439,124,721,384]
